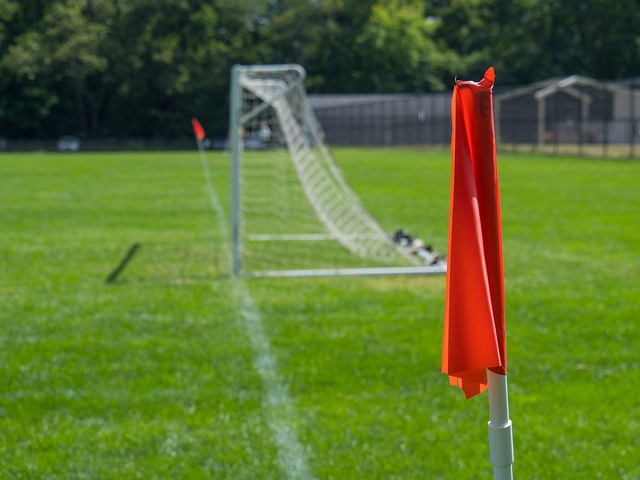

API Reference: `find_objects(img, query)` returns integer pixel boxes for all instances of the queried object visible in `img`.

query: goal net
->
[229,64,446,277]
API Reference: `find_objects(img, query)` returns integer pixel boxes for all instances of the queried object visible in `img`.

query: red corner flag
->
[191,117,206,141]
[442,67,507,399]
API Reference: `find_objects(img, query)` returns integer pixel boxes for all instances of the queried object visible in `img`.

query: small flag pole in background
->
[191,117,212,192]
[191,116,226,217]
[443,67,514,479]
[191,117,206,149]
[191,117,224,273]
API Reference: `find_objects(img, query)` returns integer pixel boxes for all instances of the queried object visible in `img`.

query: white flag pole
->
[194,136,207,172]
[487,370,514,480]
[193,126,226,273]
[194,134,218,212]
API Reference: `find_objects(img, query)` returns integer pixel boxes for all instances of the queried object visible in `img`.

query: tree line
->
[1,0,639,140]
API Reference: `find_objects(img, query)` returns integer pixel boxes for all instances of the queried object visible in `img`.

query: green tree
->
[2,1,120,137]
[356,0,453,92]
[257,0,379,92]
[0,0,240,138]
[2,0,640,140]
[563,0,640,79]
[432,0,640,84]
[0,1,66,138]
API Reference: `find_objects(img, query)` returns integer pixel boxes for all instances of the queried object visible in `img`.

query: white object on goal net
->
[229,64,446,277]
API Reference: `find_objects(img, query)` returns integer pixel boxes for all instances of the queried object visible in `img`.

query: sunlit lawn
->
[0,149,638,478]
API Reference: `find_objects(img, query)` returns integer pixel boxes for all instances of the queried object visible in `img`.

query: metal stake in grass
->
[105,243,141,284]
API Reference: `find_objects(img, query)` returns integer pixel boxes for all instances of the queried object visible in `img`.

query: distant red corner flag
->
[442,67,507,399]
[191,117,206,141]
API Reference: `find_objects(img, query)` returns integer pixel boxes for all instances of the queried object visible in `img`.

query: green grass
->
[1,149,638,479]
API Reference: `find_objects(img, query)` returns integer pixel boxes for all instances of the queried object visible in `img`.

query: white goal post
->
[229,64,446,277]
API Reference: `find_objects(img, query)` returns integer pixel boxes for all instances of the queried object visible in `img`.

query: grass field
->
[1,148,638,479]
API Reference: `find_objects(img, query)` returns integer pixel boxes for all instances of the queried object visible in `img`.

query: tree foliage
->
[1,0,639,140]
[356,0,450,92]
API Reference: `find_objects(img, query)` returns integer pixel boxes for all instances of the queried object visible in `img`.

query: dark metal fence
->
[3,76,638,158]
[0,137,197,153]
[310,76,640,158]
[310,93,451,147]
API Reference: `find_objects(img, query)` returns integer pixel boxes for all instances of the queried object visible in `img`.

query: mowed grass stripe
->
[198,150,314,479]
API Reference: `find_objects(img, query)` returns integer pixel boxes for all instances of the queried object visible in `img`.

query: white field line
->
[197,146,314,480]
[232,284,314,480]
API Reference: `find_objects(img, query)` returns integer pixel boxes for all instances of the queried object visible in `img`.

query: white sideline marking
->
[233,283,314,480]
[197,151,314,479]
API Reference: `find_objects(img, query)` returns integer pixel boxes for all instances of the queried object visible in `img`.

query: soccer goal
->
[229,64,446,278]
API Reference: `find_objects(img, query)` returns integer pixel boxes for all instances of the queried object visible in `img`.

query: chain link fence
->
[310,93,451,147]
[2,76,638,158]
[310,76,640,158]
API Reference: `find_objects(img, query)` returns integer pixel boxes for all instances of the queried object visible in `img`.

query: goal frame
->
[229,63,446,278]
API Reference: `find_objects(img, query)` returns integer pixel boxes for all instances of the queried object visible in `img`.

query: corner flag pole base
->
[487,370,514,480]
